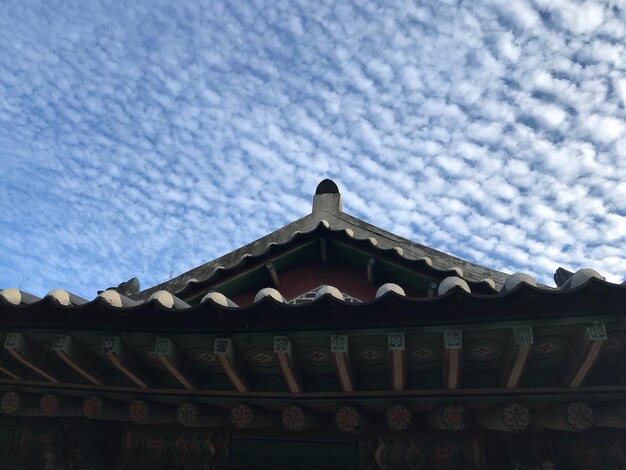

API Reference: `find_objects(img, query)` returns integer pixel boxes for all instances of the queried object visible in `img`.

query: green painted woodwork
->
[228,437,357,470]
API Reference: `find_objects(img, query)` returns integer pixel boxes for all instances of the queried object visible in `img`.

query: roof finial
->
[312,179,342,212]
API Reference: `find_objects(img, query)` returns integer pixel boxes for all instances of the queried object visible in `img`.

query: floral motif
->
[177,403,197,426]
[83,396,103,418]
[566,402,594,430]
[1,391,20,414]
[231,403,254,428]
[282,405,306,431]
[353,345,386,365]
[335,405,361,433]
[129,400,149,424]
[602,333,626,354]
[441,404,468,431]
[300,346,331,366]
[502,403,529,431]
[40,394,58,416]
[385,404,412,431]
[188,348,218,365]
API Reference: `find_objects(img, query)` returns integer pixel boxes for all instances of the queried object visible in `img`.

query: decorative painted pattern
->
[463,371,498,388]
[242,348,277,367]
[503,403,530,431]
[385,404,412,431]
[177,403,197,427]
[602,332,626,354]
[531,336,570,359]
[231,403,254,428]
[136,346,166,369]
[187,348,218,366]
[408,343,442,363]
[255,375,286,392]
[353,345,387,365]
[358,374,389,391]
[129,400,149,424]
[441,404,468,431]
[299,346,332,366]
[1,391,20,414]
[566,402,594,431]
[40,394,58,416]
[373,437,469,469]
[464,340,504,362]
[205,374,234,391]
[308,375,340,392]
[335,405,361,433]
[523,370,559,388]
[409,372,442,390]
[83,396,103,418]
[282,405,306,431]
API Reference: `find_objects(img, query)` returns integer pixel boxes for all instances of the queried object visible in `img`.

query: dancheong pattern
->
[282,405,306,431]
[531,336,570,359]
[187,348,218,366]
[385,404,412,431]
[335,405,361,433]
[408,343,443,363]
[299,346,332,366]
[353,345,387,365]
[242,348,276,367]
[464,340,504,362]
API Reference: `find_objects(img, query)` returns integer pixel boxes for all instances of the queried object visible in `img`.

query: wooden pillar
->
[231,403,280,429]
[565,322,606,387]
[274,336,302,393]
[215,338,248,392]
[443,330,462,389]
[476,402,530,432]
[531,401,594,432]
[427,404,469,431]
[154,338,198,390]
[331,335,353,392]
[501,327,533,388]
[388,333,406,391]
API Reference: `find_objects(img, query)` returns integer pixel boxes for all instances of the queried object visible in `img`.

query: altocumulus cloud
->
[0,0,625,297]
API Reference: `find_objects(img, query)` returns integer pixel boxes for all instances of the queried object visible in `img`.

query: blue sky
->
[1,0,626,298]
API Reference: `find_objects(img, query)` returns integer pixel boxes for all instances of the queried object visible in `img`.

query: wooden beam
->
[214,338,248,392]
[231,403,280,429]
[594,401,626,428]
[154,338,197,390]
[443,330,462,389]
[334,405,365,433]
[1,391,40,416]
[476,402,530,432]
[366,257,376,284]
[385,404,412,431]
[565,322,607,387]
[274,336,301,393]
[427,404,469,431]
[101,336,153,388]
[129,400,176,425]
[388,333,406,391]
[501,326,533,388]
[83,395,128,421]
[52,334,110,386]
[40,394,83,418]
[266,262,280,288]
[281,405,321,431]
[4,333,60,383]
[177,402,228,427]
[331,334,353,392]
[531,401,594,432]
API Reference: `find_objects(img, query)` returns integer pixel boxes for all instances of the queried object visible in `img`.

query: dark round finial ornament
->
[315,179,339,195]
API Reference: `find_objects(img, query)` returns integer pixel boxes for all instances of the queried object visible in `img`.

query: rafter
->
[101,336,153,388]
[501,326,533,388]
[154,338,198,390]
[52,334,109,386]
[214,338,248,392]
[4,333,59,383]
[331,334,353,392]
[443,330,462,389]
[565,322,607,387]
[274,336,301,393]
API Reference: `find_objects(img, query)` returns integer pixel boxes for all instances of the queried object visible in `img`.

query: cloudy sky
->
[1,0,625,298]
